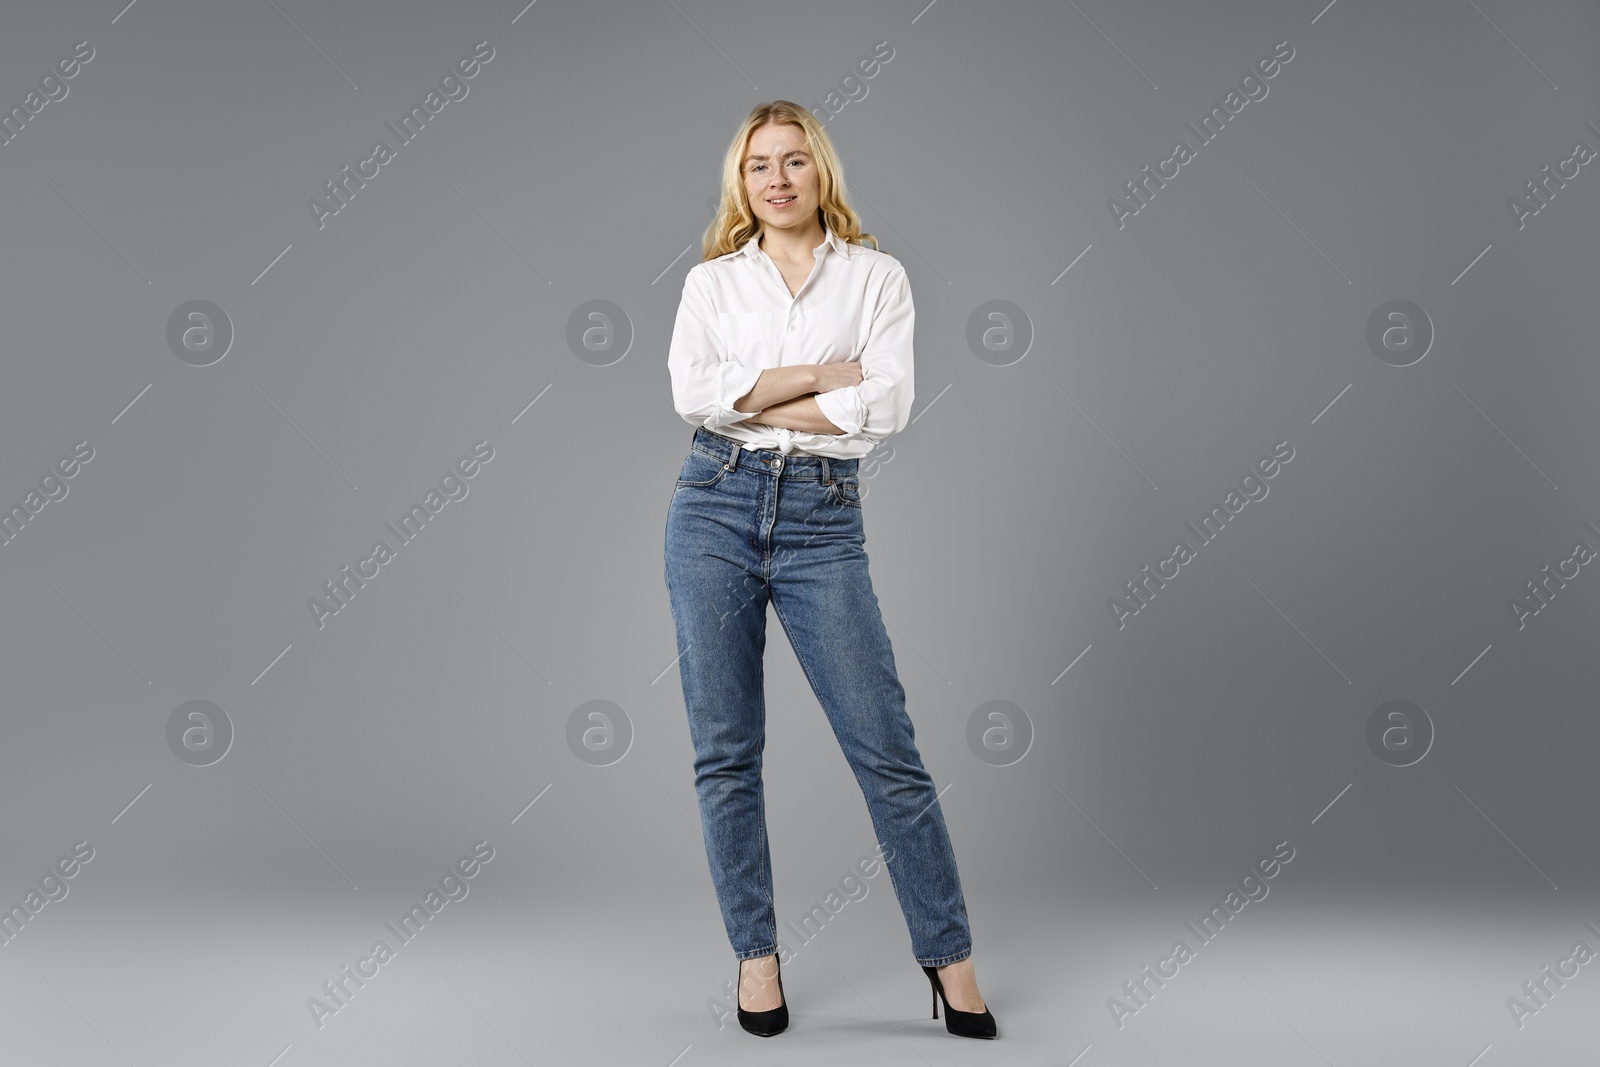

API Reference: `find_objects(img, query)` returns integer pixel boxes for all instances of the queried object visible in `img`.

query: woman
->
[663,101,996,1040]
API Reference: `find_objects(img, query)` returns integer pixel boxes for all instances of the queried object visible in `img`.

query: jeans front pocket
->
[828,477,862,508]
[675,448,731,489]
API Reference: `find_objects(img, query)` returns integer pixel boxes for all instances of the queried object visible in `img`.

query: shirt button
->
[788,323,797,332]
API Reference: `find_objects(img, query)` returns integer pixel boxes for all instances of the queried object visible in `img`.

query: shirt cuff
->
[702,362,764,431]
[813,386,866,437]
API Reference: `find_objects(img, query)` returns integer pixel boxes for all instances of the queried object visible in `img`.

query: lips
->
[768,196,795,204]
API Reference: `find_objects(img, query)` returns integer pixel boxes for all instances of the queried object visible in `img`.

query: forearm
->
[730,365,818,415]
[734,393,846,435]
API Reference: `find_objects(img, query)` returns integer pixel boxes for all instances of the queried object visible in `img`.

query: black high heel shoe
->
[736,954,788,1037]
[922,964,997,1039]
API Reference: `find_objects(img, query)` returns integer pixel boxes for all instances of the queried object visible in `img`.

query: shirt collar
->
[735,225,853,261]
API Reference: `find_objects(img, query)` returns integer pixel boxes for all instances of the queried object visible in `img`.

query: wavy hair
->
[701,100,879,261]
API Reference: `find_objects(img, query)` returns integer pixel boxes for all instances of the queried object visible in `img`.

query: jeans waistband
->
[690,426,859,482]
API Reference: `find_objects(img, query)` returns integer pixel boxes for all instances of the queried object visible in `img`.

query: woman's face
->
[742,123,818,232]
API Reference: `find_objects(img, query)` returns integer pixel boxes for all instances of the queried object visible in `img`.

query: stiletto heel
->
[736,954,788,1037]
[921,964,997,1039]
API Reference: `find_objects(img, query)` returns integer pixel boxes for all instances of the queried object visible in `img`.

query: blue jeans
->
[663,426,973,968]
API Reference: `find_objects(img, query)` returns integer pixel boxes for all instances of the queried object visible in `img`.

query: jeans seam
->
[757,685,775,950]
[766,594,827,727]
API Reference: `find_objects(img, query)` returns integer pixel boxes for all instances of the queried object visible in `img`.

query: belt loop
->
[725,439,740,471]
[820,455,831,485]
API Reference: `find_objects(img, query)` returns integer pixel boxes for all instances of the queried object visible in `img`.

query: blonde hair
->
[701,100,879,261]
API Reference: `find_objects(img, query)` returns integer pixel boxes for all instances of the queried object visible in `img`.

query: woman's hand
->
[811,361,864,393]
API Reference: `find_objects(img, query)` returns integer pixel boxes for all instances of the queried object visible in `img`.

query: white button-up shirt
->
[668,225,914,459]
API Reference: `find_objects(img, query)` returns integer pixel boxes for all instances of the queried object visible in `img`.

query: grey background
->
[1,0,1597,1063]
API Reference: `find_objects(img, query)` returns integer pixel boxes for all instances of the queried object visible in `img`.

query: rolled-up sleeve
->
[812,263,914,441]
[668,266,763,432]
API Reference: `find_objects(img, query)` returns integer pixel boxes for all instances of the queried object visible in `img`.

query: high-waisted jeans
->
[663,426,973,967]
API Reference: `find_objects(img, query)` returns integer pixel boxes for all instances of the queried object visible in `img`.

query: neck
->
[759,219,826,262]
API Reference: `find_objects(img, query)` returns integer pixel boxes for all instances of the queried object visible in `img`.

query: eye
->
[749,159,804,174]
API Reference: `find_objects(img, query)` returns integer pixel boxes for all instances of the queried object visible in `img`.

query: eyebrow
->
[744,149,811,165]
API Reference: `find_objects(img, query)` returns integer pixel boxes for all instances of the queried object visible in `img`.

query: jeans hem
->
[916,946,973,968]
[734,944,780,962]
